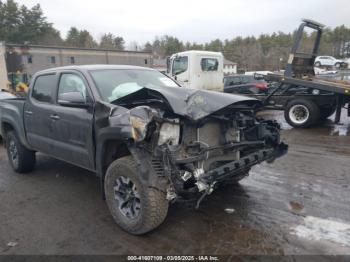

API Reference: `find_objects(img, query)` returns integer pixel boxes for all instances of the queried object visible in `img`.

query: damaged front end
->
[98,88,288,208]
[152,110,287,208]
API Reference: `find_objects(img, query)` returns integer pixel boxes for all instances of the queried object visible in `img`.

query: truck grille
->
[151,158,164,176]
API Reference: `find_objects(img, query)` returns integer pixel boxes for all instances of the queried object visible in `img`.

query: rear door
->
[50,71,95,170]
[24,73,58,153]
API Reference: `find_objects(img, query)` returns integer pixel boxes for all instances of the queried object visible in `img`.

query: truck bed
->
[265,73,350,95]
[0,98,27,146]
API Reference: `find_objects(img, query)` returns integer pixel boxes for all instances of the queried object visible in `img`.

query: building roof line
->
[5,43,152,54]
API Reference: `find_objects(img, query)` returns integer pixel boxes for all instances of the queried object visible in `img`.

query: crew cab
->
[0,65,287,234]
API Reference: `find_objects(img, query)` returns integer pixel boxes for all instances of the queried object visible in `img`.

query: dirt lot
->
[0,110,350,255]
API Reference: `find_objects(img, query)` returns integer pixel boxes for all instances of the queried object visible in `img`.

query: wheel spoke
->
[120,176,130,186]
[113,176,141,219]
[133,199,141,211]
[8,140,19,166]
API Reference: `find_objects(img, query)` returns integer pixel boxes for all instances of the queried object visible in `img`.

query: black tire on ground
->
[284,99,320,128]
[314,62,321,67]
[104,156,169,235]
[335,62,341,68]
[320,106,336,120]
[6,131,36,173]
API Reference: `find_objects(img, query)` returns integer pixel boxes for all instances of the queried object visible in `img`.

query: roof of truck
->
[171,50,223,57]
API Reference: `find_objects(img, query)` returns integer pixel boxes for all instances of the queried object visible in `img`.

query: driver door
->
[50,72,95,170]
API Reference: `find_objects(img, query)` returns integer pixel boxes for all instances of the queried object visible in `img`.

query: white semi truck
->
[167,50,224,92]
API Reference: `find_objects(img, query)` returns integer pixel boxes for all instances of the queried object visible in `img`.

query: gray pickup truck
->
[0,65,287,234]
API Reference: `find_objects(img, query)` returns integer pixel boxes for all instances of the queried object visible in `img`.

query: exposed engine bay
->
[96,86,288,207]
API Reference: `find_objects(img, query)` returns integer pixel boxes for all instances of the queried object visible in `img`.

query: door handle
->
[50,114,60,120]
[25,110,33,115]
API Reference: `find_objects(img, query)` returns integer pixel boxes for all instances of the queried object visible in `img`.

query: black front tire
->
[285,99,320,128]
[104,156,169,235]
[6,131,36,173]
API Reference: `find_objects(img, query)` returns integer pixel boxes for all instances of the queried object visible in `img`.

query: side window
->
[58,74,87,101]
[201,58,218,71]
[69,57,75,64]
[27,55,33,64]
[32,74,56,103]
[172,56,188,75]
[241,76,250,84]
[48,56,56,64]
[229,77,241,86]
[224,77,239,86]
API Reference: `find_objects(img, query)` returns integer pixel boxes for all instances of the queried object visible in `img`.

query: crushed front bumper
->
[155,140,288,204]
[199,142,288,184]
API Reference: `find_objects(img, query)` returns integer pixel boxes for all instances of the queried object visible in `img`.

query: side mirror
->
[58,92,87,107]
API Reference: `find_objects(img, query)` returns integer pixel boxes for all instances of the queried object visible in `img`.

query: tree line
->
[144,28,350,71]
[1,0,349,71]
[0,0,125,50]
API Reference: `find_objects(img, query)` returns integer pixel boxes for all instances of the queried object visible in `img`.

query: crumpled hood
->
[112,85,261,121]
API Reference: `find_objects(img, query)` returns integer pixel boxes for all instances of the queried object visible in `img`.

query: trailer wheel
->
[6,131,36,173]
[285,99,320,128]
[104,156,169,235]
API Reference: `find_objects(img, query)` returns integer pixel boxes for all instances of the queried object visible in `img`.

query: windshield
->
[90,69,179,102]
[172,56,188,75]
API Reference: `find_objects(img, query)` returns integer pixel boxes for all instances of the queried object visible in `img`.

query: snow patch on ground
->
[291,216,350,247]
[331,124,349,136]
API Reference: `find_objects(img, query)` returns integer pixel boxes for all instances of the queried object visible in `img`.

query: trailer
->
[256,19,350,128]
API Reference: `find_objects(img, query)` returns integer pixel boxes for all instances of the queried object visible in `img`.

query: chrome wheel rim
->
[9,140,19,168]
[289,105,309,124]
[113,176,141,219]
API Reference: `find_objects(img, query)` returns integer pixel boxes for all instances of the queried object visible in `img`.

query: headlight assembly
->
[158,122,180,145]
[130,116,149,142]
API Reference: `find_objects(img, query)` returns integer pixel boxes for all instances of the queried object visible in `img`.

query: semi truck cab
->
[167,50,224,92]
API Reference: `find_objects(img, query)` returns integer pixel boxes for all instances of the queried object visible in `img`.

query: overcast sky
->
[16,0,350,46]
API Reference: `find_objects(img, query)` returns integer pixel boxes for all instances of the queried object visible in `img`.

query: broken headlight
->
[158,122,180,145]
[130,116,149,142]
